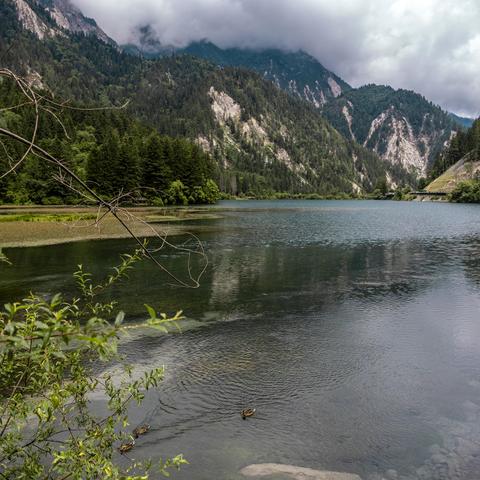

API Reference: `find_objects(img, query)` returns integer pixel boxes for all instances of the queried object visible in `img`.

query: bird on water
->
[241,408,256,420]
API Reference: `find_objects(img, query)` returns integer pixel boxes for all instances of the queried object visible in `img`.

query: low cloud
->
[73,0,480,117]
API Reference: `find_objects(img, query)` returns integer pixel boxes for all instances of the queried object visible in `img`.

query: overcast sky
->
[73,0,480,117]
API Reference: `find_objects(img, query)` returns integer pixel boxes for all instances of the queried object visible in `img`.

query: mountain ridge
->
[133,40,459,178]
[124,40,351,109]
[1,0,412,196]
[323,84,456,176]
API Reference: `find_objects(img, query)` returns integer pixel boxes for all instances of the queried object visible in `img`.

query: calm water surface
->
[3,200,480,480]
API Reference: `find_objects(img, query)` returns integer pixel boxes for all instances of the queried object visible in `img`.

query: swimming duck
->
[133,424,151,438]
[118,439,135,454]
[241,408,256,420]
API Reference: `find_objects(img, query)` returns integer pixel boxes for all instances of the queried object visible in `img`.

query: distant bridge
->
[411,191,448,196]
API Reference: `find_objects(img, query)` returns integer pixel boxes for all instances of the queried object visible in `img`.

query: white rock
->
[327,77,342,98]
[342,105,356,141]
[208,87,241,125]
[14,0,56,39]
[240,463,362,480]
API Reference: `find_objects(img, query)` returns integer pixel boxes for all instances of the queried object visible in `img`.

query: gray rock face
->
[14,0,116,44]
[240,463,362,480]
[42,0,115,44]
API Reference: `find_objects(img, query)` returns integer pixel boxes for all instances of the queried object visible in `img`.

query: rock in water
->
[240,463,362,480]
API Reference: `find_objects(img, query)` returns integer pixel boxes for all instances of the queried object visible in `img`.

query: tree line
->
[0,78,219,205]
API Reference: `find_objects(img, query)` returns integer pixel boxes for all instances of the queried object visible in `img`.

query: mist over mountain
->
[126,40,459,178]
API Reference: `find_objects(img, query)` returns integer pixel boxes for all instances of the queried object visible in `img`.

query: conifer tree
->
[141,134,173,197]
[87,129,121,197]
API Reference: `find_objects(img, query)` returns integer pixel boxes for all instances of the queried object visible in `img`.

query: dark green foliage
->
[374,176,388,195]
[0,78,218,205]
[141,133,173,197]
[417,177,428,190]
[450,179,480,203]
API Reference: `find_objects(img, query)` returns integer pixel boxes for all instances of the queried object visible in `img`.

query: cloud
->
[72,0,480,117]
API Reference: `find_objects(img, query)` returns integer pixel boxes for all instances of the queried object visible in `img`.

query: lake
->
[3,199,480,480]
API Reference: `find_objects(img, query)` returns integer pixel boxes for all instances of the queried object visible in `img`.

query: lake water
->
[3,200,480,479]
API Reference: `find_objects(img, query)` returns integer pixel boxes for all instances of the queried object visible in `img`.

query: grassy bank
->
[0,206,221,248]
[0,213,98,223]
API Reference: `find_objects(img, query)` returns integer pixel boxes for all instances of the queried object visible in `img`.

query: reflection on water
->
[3,200,480,479]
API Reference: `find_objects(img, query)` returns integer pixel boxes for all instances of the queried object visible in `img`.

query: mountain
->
[181,41,351,108]
[1,0,412,196]
[149,41,457,179]
[125,40,351,108]
[323,85,457,177]
[427,118,480,185]
[130,56,404,195]
[448,113,475,129]
[41,0,114,44]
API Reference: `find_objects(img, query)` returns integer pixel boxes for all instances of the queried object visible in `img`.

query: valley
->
[1,2,480,480]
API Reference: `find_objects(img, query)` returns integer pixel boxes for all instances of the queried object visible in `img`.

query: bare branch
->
[0,69,208,288]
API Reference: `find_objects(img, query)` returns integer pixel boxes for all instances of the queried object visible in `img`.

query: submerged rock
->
[240,463,362,480]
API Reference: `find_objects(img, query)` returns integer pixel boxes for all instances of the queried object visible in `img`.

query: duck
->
[241,408,256,420]
[118,439,135,454]
[132,424,151,438]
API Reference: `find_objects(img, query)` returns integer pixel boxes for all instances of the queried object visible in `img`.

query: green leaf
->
[50,293,62,307]
[115,311,125,326]
[35,321,50,330]
[145,304,157,320]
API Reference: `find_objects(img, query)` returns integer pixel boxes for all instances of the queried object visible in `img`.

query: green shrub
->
[450,180,480,203]
[165,180,189,206]
[152,196,164,207]
[0,251,187,479]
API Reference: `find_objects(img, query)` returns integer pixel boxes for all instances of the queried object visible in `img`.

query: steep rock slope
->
[38,0,114,44]
[7,0,113,43]
[323,85,457,177]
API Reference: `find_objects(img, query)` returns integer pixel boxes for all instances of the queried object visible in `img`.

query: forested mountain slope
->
[163,42,458,180]
[130,56,407,194]
[448,113,474,129]
[125,40,351,108]
[323,85,457,177]
[0,0,412,196]
[181,41,351,108]
[425,118,480,194]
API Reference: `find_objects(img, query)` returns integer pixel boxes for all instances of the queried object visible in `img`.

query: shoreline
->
[0,207,221,249]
